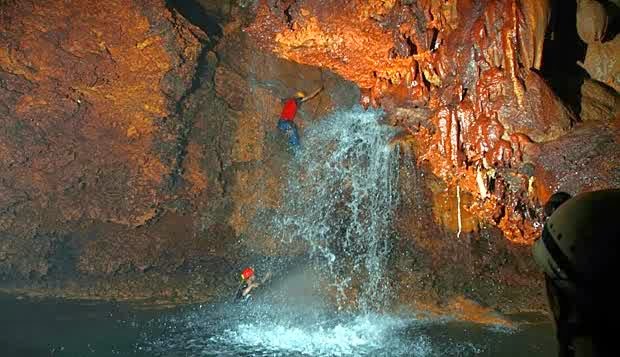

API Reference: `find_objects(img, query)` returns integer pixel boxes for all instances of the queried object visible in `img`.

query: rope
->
[311,69,325,121]
[457,184,462,238]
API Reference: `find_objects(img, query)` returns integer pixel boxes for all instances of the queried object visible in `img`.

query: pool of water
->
[0,293,555,356]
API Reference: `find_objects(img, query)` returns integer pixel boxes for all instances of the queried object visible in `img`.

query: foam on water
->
[219,313,406,356]
[142,303,500,356]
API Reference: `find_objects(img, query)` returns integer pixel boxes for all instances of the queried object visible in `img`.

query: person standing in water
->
[277,87,322,148]
[235,267,272,301]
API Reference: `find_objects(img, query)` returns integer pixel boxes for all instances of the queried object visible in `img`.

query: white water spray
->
[276,106,400,312]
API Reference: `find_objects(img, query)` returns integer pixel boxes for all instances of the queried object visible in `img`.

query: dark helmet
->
[532,189,620,356]
[542,191,572,218]
[533,189,620,291]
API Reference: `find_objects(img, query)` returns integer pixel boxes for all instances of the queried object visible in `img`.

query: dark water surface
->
[0,293,556,356]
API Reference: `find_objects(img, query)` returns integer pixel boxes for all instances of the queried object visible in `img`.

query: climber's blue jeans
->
[277,119,300,147]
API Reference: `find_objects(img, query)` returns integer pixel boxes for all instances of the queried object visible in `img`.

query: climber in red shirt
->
[277,87,322,148]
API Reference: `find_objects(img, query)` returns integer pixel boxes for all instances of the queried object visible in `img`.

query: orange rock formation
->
[247,0,618,244]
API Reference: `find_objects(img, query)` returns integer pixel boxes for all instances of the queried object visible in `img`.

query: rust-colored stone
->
[394,160,546,313]
[576,0,608,44]
[245,0,410,95]
[215,66,249,111]
[580,79,620,123]
[0,0,223,300]
[518,0,550,70]
[247,0,572,244]
[0,0,205,228]
[531,120,620,203]
[580,35,620,93]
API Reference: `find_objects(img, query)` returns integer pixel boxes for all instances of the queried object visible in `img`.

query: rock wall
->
[1,0,618,316]
[0,0,216,299]
[247,0,562,244]
[246,0,619,313]
[0,0,359,302]
[246,0,619,244]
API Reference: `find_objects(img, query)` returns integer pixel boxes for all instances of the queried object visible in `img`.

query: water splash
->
[141,303,500,357]
[219,313,407,356]
[275,106,400,312]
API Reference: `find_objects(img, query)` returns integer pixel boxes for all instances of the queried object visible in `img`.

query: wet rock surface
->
[393,158,546,314]
[531,120,620,199]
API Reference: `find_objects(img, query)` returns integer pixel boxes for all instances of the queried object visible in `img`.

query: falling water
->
[276,106,400,312]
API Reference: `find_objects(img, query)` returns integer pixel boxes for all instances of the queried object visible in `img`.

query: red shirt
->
[280,98,299,121]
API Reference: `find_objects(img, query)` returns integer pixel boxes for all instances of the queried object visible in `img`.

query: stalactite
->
[503,0,525,108]
[456,183,462,238]
[476,166,488,199]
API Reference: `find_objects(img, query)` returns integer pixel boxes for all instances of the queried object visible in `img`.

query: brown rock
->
[518,0,551,69]
[215,66,249,111]
[1,0,606,317]
[394,161,546,313]
[576,0,608,44]
[0,0,205,228]
[232,114,265,163]
[581,35,620,93]
[580,79,620,122]
[531,121,620,203]
[475,69,571,144]
[245,0,407,89]
[229,167,268,236]
[247,1,572,246]
[0,0,236,301]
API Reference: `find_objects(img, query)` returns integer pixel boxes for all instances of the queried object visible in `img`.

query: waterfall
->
[142,106,536,357]
[276,106,400,312]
